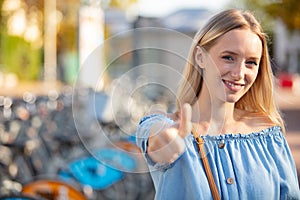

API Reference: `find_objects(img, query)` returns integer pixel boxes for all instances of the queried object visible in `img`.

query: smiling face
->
[196,28,262,103]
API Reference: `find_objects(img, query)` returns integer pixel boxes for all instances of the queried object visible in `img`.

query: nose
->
[231,61,244,80]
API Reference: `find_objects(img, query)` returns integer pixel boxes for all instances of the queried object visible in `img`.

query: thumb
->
[179,103,192,138]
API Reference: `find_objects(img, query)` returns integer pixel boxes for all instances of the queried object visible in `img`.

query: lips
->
[222,80,245,92]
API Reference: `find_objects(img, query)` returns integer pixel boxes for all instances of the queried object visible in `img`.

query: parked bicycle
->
[0,87,155,200]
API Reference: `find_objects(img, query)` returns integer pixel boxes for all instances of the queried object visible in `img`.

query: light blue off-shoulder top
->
[136,114,300,200]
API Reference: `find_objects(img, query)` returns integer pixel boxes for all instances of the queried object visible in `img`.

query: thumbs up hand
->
[147,103,192,164]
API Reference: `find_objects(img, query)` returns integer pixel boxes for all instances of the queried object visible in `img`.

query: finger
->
[179,103,192,137]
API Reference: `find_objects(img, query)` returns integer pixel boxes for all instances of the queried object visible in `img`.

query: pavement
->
[276,87,300,184]
[281,108,300,184]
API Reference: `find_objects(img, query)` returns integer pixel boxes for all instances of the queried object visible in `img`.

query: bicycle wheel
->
[109,141,156,200]
[11,155,33,184]
[21,179,87,200]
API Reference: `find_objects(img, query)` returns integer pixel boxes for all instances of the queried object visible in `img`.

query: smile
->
[222,80,245,92]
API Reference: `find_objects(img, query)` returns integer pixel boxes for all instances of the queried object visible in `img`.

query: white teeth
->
[224,81,242,88]
[227,82,234,86]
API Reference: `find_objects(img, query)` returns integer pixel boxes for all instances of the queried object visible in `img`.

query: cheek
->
[209,60,227,79]
[246,68,259,84]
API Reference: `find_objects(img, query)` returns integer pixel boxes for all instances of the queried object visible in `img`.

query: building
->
[274,19,300,74]
[132,9,213,103]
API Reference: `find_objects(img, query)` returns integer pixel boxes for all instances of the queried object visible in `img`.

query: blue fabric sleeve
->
[135,114,176,170]
[136,121,300,199]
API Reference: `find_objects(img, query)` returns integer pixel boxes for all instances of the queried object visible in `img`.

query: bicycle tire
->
[12,155,33,184]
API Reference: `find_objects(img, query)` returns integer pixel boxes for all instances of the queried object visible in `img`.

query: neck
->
[191,85,236,135]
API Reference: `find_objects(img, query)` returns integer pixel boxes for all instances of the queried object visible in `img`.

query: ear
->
[194,46,204,68]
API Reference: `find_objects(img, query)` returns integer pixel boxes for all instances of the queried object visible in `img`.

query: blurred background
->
[0,0,299,199]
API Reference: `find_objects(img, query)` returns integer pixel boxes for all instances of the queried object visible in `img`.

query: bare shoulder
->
[236,109,277,131]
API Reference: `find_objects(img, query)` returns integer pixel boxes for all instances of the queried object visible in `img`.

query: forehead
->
[210,28,262,57]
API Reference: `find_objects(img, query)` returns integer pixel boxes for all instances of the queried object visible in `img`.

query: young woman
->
[136,9,300,199]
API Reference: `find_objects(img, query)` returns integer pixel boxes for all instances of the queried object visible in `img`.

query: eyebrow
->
[221,50,238,55]
[221,50,260,60]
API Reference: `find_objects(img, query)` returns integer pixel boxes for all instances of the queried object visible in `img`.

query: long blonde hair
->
[176,9,285,131]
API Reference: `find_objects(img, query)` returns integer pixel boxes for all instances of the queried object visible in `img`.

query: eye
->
[221,55,234,61]
[246,60,258,67]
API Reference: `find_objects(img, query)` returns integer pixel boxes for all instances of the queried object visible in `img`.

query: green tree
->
[231,0,300,32]
[0,0,43,80]
[107,0,138,9]
[0,0,139,81]
[265,0,300,31]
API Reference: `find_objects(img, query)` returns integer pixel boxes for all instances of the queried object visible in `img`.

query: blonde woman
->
[136,9,300,199]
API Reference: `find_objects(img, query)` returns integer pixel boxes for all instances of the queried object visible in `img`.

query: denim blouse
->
[136,114,300,200]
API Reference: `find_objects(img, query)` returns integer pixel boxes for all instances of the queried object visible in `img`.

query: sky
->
[137,0,231,17]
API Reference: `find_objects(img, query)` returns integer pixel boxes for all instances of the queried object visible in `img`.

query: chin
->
[226,99,239,103]
[224,95,242,103]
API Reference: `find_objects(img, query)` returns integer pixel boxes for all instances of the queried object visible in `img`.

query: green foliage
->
[232,0,300,31]
[265,0,300,31]
[0,33,42,80]
[108,0,138,9]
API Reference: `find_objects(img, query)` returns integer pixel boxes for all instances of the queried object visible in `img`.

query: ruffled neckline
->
[139,114,283,141]
[201,126,282,141]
